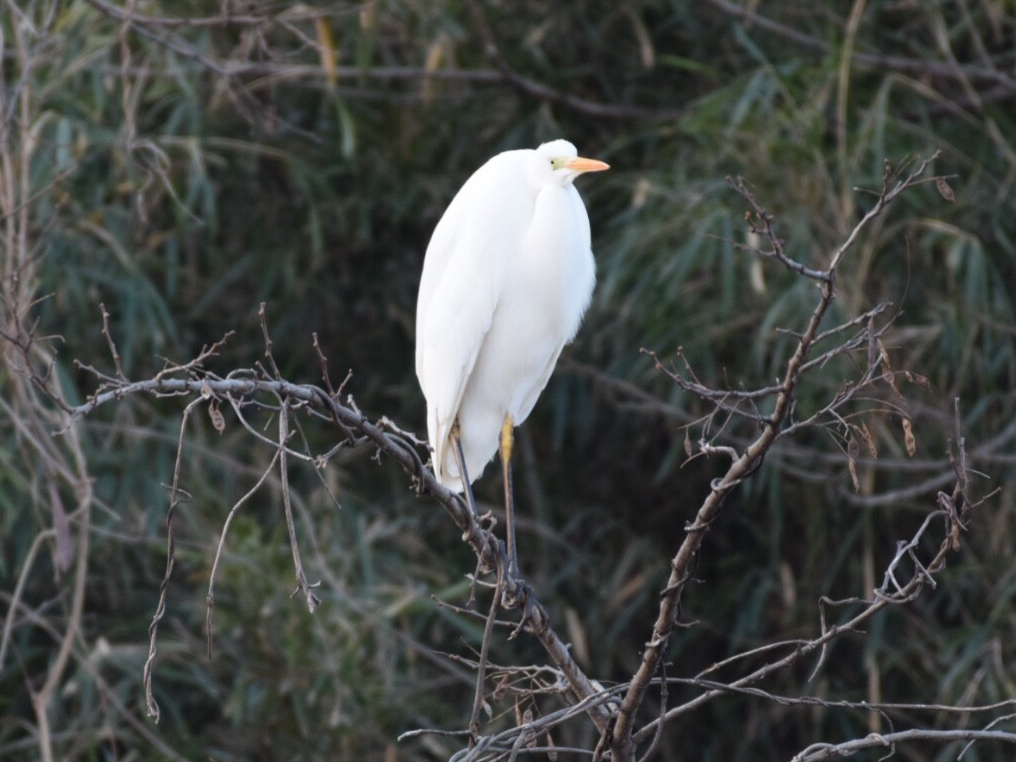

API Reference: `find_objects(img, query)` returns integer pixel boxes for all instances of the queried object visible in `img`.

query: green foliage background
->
[2,1,1015,760]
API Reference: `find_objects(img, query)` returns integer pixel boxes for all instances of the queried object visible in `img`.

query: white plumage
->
[415,139,608,490]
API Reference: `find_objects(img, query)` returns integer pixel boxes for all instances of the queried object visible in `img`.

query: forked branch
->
[66,309,612,732]
[609,153,946,761]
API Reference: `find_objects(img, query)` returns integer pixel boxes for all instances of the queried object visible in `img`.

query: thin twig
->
[468,571,505,746]
[99,302,126,380]
[277,398,320,613]
[206,447,282,658]
[143,396,201,722]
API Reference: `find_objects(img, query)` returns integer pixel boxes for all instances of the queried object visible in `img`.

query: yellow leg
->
[499,414,519,577]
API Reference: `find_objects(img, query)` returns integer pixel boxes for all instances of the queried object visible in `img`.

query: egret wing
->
[415,151,534,484]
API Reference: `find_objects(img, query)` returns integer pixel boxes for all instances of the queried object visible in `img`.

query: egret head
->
[531,139,610,187]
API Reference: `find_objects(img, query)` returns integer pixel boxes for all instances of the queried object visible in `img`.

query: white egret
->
[415,139,609,577]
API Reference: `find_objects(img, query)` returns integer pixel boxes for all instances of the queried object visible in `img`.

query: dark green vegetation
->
[2,2,1015,760]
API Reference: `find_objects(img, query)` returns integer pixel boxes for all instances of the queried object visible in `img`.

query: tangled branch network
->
[16,152,1008,761]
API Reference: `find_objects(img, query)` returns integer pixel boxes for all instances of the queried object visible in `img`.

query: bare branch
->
[613,153,946,760]
[142,396,201,723]
[206,447,282,659]
[791,727,1016,761]
[65,332,612,732]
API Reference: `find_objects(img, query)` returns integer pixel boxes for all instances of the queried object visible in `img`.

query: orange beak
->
[565,157,610,173]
